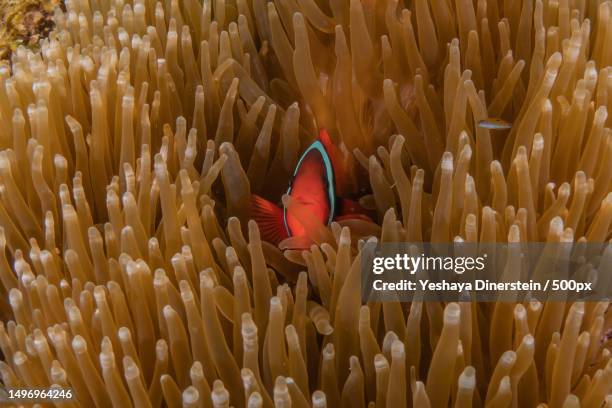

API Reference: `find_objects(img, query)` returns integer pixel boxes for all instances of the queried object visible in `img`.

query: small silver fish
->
[478,118,512,130]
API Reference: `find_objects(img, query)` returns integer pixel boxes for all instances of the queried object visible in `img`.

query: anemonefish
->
[251,129,371,246]
[478,118,512,130]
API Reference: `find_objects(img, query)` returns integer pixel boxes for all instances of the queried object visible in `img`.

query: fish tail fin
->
[334,214,373,222]
[250,195,288,245]
[337,198,366,215]
[335,198,374,222]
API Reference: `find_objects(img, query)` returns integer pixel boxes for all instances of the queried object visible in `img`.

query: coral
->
[0,0,61,60]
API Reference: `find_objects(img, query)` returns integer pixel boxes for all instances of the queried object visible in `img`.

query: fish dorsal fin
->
[318,128,354,195]
[318,129,342,175]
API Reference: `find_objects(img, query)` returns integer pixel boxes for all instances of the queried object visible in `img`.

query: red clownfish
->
[251,129,371,246]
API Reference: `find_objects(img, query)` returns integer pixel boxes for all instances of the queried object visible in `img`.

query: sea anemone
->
[0,0,610,406]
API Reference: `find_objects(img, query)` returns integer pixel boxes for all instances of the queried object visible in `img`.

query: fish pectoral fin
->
[250,194,288,245]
